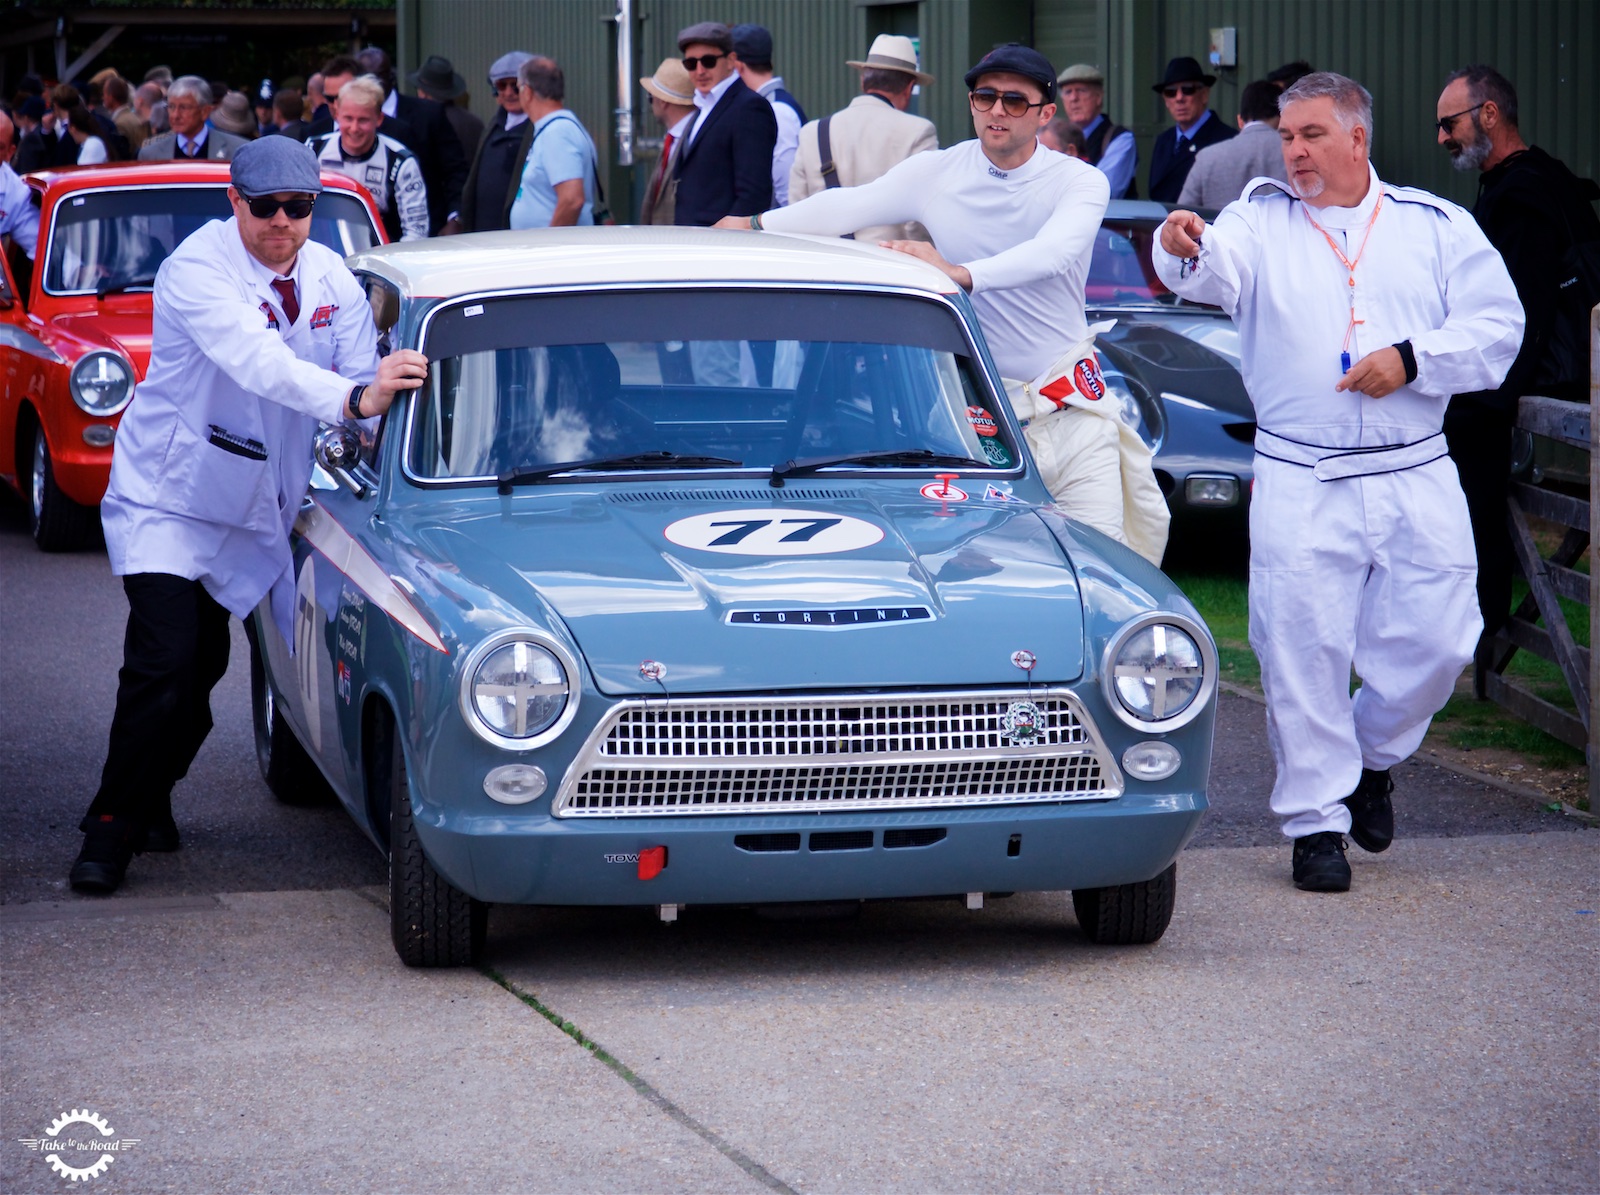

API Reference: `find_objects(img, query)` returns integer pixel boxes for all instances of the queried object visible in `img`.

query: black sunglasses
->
[681,54,724,71]
[1436,102,1485,133]
[244,195,316,220]
[969,88,1046,118]
[1162,83,1202,98]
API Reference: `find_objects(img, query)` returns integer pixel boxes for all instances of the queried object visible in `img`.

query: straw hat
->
[846,34,933,86]
[639,58,694,107]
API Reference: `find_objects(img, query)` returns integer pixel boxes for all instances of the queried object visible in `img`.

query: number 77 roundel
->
[664,509,884,556]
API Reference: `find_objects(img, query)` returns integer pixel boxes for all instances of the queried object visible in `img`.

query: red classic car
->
[0,162,387,550]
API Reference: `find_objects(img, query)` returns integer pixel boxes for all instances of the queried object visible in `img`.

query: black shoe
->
[70,815,138,895]
[1292,831,1351,892]
[1341,768,1394,854]
[141,812,181,853]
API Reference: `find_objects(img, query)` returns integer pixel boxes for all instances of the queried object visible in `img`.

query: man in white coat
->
[1177,78,1287,209]
[787,34,938,244]
[71,138,429,894]
[1153,72,1523,891]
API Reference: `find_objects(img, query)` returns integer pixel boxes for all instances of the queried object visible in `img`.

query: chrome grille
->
[552,690,1121,817]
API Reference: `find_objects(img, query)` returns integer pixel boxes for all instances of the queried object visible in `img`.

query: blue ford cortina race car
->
[250,228,1217,967]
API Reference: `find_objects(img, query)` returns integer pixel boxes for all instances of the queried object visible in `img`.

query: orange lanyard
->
[1302,192,1384,370]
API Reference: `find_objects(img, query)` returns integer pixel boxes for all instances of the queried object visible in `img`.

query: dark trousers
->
[83,574,232,828]
[1442,403,1516,640]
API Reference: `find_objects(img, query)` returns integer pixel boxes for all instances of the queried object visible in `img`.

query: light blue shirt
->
[509,111,596,229]
[1081,114,1137,200]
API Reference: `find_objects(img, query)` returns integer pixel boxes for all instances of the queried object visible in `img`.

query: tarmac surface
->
[1,496,1595,1193]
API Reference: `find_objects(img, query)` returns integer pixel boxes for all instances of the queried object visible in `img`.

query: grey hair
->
[1279,71,1373,141]
[167,75,213,107]
[1446,64,1518,128]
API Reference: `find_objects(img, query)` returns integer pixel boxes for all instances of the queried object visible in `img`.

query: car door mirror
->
[313,425,367,496]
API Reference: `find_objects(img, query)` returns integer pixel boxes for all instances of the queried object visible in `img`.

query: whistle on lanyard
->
[1341,351,1352,374]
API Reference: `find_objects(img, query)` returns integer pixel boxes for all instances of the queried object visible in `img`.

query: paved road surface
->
[2,494,1593,1193]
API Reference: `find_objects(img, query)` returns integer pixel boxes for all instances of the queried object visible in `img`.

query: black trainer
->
[70,815,139,895]
[141,811,181,853]
[1341,767,1394,854]
[1292,831,1351,892]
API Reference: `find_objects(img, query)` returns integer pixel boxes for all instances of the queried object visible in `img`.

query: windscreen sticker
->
[984,484,1021,503]
[965,406,999,436]
[977,437,1014,468]
[664,509,883,556]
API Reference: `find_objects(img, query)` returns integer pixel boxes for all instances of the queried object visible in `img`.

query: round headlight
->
[69,351,136,416]
[1101,615,1216,732]
[458,631,579,749]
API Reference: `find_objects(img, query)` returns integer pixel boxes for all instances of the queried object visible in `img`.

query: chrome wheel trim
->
[30,428,46,523]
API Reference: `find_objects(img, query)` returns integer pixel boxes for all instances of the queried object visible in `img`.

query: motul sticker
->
[1074,357,1106,401]
[965,406,999,436]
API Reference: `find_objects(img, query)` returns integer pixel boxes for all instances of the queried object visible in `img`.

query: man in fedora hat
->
[411,54,485,176]
[1056,63,1136,198]
[1147,55,1234,202]
[787,33,938,243]
[639,58,696,225]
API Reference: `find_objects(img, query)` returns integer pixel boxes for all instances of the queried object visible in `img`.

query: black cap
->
[963,44,1057,103]
[678,21,733,54]
[1153,56,1217,92]
[408,54,467,100]
[730,24,773,66]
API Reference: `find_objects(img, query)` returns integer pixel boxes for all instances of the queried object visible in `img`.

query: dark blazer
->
[457,109,535,232]
[393,93,468,232]
[1147,111,1235,203]
[673,77,777,226]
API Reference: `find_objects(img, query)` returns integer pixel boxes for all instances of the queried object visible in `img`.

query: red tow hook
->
[637,846,668,881]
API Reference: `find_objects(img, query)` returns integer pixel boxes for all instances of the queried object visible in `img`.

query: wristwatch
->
[347,385,366,419]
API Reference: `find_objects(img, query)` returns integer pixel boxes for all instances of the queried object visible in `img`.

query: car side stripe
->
[0,326,66,364]
[295,500,450,654]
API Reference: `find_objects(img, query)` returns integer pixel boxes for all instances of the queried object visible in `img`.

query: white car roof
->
[345,226,963,299]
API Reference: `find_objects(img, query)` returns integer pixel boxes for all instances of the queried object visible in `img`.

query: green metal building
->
[395,0,1597,221]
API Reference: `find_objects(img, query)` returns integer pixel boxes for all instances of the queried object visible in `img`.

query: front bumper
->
[412,793,1205,905]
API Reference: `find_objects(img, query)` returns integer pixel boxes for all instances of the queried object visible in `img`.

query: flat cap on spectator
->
[487,51,534,86]
[1057,63,1104,87]
[678,21,733,53]
[730,24,773,65]
[230,135,323,197]
[963,44,1057,103]
[143,64,173,86]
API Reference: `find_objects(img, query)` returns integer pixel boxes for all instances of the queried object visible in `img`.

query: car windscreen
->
[408,289,1019,482]
[43,187,380,296]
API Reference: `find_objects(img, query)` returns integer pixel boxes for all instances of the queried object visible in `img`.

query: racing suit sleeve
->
[395,155,431,242]
[762,148,937,236]
[1405,208,1524,399]
[1150,201,1262,318]
[964,164,1109,295]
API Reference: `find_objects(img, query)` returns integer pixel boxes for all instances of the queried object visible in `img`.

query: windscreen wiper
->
[769,449,988,485]
[498,451,743,493]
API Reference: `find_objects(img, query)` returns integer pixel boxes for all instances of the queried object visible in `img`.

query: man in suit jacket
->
[672,21,776,226]
[451,51,536,233]
[1178,79,1287,209]
[411,55,486,182]
[138,76,247,161]
[789,35,938,244]
[639,58,696,225]
[1146,57,1235,203]
[357,47,467,234]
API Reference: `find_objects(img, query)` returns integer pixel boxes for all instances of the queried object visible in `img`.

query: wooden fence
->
[1477,308,1596,809]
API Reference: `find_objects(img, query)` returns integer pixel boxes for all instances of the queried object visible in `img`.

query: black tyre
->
[248,630,334,806]
[382,719,486,967]
[1072,862,1177,945]
[26,422,97,552]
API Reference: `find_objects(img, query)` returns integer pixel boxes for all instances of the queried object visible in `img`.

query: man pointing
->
[1152,73,1522,892]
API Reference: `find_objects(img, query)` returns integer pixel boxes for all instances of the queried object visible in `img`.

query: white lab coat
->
[102,216,380,633]
[1153,168,1523,838]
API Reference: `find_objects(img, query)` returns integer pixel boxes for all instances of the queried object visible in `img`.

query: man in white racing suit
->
[308,74,429,241]
[1152,72,1523,892]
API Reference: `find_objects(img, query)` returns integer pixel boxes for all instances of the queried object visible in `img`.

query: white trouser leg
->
[1249,456,1479,837]
[1350,459,1480,769]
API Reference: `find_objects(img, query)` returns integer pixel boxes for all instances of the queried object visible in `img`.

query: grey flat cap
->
[678,21,732,52]
[487,51,534,85]
[1058,63,1104,86]
[231,136,323,197]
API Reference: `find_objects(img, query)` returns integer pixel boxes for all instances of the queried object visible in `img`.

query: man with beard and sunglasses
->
[69,138,430,896]
[718,44,1170,566]
[1436,65,1600,667]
